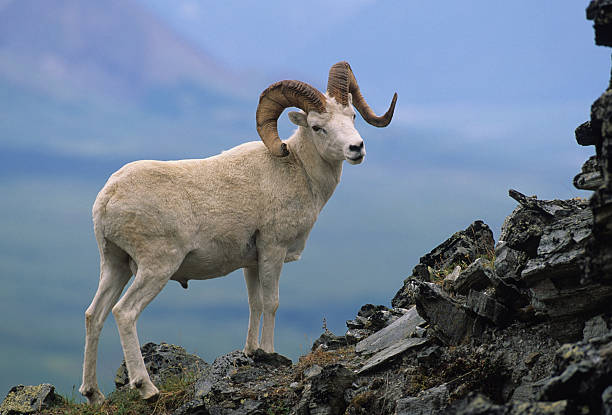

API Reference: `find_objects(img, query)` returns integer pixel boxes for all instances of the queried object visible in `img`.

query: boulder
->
[0,384,59,415]
[413,280,485,345]
[115,342,209,389]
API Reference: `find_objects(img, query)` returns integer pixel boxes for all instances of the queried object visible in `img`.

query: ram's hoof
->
[79,385,105,406]
[133,378,159,402]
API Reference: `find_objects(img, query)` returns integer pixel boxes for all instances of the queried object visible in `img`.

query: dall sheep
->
[79,61,397,404]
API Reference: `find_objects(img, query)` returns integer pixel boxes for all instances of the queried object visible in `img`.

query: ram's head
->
[256,61,397,165]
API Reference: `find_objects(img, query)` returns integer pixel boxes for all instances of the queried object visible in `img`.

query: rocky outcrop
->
[392,221,494,308]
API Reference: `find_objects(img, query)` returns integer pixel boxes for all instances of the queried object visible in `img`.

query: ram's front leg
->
[258,245,286,353]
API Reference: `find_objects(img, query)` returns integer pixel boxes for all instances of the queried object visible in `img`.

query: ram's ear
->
[288,111,308,127]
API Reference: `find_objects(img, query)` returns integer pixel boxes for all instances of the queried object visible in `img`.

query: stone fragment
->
[583,314,610,341]
[303,365,322,379]
[355,305,425,354]
[452,258,493,295]
[0,384,58,415]
[357,337,428,374]
[575,120,597,146]
[395,383,450,415]
[574,155,603,190]
[587,0,612,46]
[312,330,347,351]
[602,385,612,415]
[417,345,443,367]
[413,280,484,345]
[115,342,209,389]
[467,290,510,327]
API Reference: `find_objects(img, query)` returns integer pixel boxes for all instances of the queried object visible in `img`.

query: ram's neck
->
[287,128,343,210]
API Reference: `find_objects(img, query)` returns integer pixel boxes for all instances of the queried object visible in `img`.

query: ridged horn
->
[327,61,397,127]
[256,80,327,157]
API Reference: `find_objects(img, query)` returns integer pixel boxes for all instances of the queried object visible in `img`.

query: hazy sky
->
[0,0,607,397]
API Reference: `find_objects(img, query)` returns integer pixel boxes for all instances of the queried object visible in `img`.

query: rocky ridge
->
[3,3,612,415]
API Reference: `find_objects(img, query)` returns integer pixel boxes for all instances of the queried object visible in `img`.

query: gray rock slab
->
[467,290,510,327]
[357,337,428,374]
[395,383,450,415]
[355,305,425,354]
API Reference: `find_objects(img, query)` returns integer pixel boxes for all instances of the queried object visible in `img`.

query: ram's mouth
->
[347,155,364,164]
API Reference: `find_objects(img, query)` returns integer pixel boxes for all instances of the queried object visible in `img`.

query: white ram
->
[79,61,397,404]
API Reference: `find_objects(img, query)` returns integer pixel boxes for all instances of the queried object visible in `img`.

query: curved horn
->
[256,80,327,157]
[327,61,397,127]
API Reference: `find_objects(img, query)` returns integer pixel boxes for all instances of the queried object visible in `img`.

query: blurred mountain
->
[0,0,245,100]
[0,0,258,159]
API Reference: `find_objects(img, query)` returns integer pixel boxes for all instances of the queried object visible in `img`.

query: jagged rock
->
[293,364,355,415]
[575,120,597,146]
[583,314,610,340]
[392,221,494,308]
[539,334,612,412]
[452,258,493,295]
[574,155,603,190]
[312,330,347,351]
[115,342,208,389]
[355,306,425,354]
[494,241,528,283]
[395,383,450,415]
[587,0,612,46]
[0,384,59,415]
[357,337,429,374]
[413,280,484,345]
[445,392,572,415]
[521,202,591,285]
[194,350,253,398]
[499,191,552,257]
[466,290,509,327]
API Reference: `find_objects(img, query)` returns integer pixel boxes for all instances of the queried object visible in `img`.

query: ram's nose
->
[346,140,365,164]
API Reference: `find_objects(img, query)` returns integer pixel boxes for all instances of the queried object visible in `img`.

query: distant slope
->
[0,0,242,100]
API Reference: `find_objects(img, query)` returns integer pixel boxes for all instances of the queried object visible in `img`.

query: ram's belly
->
[171,237,258,283]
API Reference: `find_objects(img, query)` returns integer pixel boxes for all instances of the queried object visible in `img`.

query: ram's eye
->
[352,114,356,120]
[312,126,323,133]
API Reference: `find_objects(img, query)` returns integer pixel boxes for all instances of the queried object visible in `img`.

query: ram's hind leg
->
[243,265,263,354]
[80,241,132,405]
[112,252,182,401]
